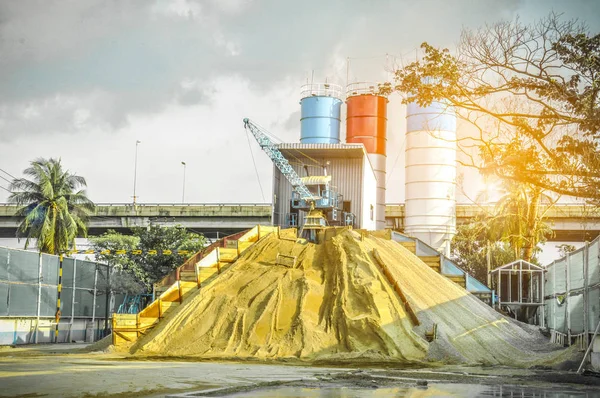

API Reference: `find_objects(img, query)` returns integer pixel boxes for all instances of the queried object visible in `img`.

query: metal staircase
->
[112,225,281,346]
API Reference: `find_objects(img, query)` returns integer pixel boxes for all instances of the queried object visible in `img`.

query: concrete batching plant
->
[346,82,388,231]
[405,100,457,255]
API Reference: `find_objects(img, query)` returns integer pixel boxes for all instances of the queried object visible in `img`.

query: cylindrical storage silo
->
[405,100,457,254]
[300,83,343,144]
[346,83,388,230]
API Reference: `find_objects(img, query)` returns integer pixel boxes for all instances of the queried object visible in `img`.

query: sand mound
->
[131,229,570,366]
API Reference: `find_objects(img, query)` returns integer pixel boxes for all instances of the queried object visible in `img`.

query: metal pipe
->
[583,242,589,347]
[566,252,571,344]
[132,140,141,204]
[181,161,187,203]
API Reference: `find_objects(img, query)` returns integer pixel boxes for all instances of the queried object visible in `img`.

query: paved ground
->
[1,344,599,397]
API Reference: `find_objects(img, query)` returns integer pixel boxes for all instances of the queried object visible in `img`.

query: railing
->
[300,83,342,99]
[347,82,387,97]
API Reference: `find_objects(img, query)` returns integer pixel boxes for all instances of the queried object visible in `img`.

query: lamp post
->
[132,140,141,204]
[181,161,186,203]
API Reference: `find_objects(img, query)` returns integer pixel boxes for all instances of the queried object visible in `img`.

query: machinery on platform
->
[243,118,354,243]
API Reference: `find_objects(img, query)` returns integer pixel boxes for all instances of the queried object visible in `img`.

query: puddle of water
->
[226,384,599,397]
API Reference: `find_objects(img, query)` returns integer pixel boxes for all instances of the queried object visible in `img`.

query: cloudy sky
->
[1,0,599,205]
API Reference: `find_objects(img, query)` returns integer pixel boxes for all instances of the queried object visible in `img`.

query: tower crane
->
[243,118,353,243]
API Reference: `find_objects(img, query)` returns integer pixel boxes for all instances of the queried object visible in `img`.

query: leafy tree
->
[89,225,207,292]
[384,13,600,202]
[487,182,554,262]
[451,220,517,284]
[88,231,143,294]
[9,158,95,254]
[556,243,577,258]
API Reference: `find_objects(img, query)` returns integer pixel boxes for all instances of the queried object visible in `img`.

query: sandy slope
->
[131,229,571,366]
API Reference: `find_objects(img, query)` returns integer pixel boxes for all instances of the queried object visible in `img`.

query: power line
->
[0,174,11,184]
[0,167,16,180]
[0,184,12,193]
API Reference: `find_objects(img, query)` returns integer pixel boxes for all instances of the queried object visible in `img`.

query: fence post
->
[34,253,42,344]
[91,265,98,343]
[540,265,545,328]
[68,259,77,342]
[104,263,110,337]
[54,254,64,343]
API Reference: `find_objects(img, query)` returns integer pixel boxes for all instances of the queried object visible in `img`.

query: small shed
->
[490,260,546,326]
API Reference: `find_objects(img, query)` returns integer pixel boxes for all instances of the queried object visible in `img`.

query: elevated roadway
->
[0,203,598,241]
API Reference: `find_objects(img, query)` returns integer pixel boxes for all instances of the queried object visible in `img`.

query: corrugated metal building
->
[272,143,378,230]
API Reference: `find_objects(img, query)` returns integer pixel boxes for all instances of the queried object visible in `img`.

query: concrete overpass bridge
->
[0,203,598,242]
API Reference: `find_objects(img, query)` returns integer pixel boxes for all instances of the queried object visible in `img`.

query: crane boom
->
[243,118,314,200]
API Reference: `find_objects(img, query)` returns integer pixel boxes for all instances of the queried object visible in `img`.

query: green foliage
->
[487,182,554,262]
[89,225,207,293]
[556,243,577,258]
[389,14,600,201]
[9,158,95,254]
[451,221,517,284]
[88,231,143,294]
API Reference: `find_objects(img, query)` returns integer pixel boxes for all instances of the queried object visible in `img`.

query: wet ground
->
[1,344,599,397]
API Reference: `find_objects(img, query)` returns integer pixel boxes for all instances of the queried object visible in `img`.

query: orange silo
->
[346,83,388,230]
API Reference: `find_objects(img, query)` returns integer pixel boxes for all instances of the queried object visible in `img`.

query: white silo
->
[405,101,457,254]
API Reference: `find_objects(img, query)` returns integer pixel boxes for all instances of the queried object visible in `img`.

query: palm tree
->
[488,182,554,262]
[8,158,95,254]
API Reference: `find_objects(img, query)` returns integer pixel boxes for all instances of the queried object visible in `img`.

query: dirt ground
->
[1,344,599,397]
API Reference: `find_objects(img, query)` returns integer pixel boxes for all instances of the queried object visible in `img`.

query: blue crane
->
[243,118,314,201]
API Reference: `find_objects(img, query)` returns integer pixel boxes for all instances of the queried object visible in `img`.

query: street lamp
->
[181,161,186,203]
[132,140,141,204]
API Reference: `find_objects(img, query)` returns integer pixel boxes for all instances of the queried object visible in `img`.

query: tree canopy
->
[8,158,95,254]
[89,225,207,292]
[385,13,600,202]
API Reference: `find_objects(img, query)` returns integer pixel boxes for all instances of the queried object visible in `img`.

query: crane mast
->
[244,117,354,242]
[243,118,314,201]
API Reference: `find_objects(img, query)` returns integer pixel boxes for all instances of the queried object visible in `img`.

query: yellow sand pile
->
[131,229,569,366]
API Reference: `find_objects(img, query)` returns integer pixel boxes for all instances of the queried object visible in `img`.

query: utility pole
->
[132,140,141,204]
[181,161,186,203]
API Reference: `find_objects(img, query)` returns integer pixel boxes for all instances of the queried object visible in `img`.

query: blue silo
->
[300,83,343,144]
